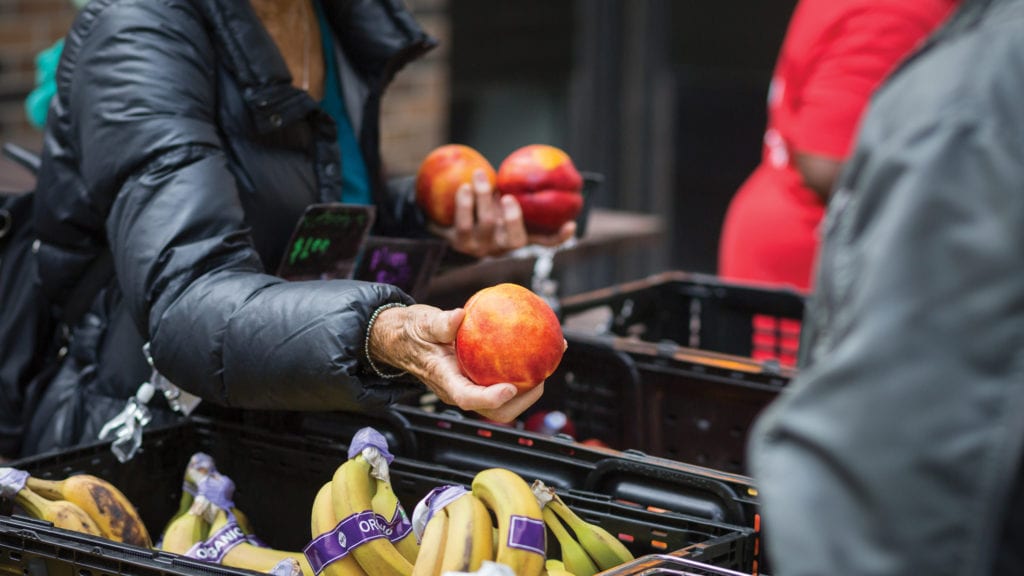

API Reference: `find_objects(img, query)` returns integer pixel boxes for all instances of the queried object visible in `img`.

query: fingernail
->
[500,385,516,402]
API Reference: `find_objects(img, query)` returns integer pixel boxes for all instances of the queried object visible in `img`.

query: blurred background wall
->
[0,0,797,293]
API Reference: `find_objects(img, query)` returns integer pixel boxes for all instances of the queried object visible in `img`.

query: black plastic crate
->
[1,415,758,576]
[428,328,791,476]
[251,405,762,528]
[598,554,752,576]
[560,271,805,367]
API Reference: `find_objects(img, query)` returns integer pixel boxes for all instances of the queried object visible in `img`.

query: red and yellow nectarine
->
[455,283,565,390]
[415,144,497,227]
[496,144,584,234]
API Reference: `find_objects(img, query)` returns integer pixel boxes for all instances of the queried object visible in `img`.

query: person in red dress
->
[718,0,959,293]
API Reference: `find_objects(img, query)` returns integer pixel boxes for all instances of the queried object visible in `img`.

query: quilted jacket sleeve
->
[67,2,417,411]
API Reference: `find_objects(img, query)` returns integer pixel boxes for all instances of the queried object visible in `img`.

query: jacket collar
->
[197,0,437,133]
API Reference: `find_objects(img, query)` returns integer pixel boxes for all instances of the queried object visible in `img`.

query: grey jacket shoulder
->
[750,1,1024,575]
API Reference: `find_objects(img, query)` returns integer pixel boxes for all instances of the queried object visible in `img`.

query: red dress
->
[718,0,958,293]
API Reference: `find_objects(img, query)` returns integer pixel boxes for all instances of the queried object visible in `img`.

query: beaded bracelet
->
[364,302,409,379]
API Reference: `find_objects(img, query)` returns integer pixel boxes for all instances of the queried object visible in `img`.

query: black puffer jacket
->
[23,0,437,456]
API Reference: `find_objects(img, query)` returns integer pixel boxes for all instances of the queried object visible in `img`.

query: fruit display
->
[415,144,497,227]
[456,283,566,389]
[0,423,699,576]
[496,144,584,235]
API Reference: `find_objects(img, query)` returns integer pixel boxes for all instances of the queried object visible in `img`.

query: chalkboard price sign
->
[276,204,376,281]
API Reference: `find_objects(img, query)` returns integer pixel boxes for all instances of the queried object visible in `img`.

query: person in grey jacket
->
[16,0,569,458]
[749,0,1024,573]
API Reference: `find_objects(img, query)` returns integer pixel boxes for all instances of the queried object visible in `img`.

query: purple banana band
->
[186,519,247,563]
[303,510,387,574]
[380,507,414,543]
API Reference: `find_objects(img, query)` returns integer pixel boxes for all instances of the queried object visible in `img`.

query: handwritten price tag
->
[276,204,376,281]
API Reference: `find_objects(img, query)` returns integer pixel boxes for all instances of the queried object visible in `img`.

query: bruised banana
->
[13,485,103,537]
[207,508,314,576]
[27,474,152,548]
[370,474,419,563]
[411,506,448,576]
[439,492,493,574]
[333,454,413,576]
[471,468,545,576]
[310,481,369,576]
[543,507,598,576]
[547,494,633,570]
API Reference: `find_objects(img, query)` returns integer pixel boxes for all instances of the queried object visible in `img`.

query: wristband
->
[364,302,409,379]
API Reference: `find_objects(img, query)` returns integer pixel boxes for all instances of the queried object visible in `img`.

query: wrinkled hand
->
[429,170,576,258]
[367,304,546,422]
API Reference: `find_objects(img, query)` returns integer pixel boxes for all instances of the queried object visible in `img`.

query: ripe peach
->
[496,144,584,234]
[415,144,497,227]
[455,283,565,391]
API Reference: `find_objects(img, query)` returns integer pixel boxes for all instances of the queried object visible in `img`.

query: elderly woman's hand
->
[366,303,546,422]
[430,170,576,258]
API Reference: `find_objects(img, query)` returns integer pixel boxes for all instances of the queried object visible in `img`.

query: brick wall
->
[0,0,450,190]
[0,0,77,191]
[380,0,450,178]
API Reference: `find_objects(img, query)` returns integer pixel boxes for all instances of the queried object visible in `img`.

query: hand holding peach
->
[364,302,544,423]
[416,144,576,258]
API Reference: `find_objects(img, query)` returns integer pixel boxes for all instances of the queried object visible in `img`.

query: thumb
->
[429,308,465,344]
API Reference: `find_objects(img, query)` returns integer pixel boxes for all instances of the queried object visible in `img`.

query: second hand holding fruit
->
[366,304,550,423]
[429,170,575,259]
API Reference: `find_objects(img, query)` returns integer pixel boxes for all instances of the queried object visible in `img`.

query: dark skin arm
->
[794,152,844,203]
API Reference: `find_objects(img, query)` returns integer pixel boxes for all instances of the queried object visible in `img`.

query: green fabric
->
[25,40,64,129]
[313,1,371,205]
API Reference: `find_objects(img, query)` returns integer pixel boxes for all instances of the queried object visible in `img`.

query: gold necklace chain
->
[299,0,311,91]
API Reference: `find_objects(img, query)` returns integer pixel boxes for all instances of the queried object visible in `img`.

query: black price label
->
[276,204,376,281]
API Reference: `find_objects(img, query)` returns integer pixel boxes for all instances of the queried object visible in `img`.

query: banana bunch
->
[409,485,493,576]
[325,429,416,576]
[0,467,150,547]
[471,468,546,576]
[162,453,256,541]
[161,466,312,575]
[532,480,634,574]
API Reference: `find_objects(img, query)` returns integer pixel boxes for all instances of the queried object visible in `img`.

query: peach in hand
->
[496,144,584,235]
[455,283,565,391]
[415,144,497,227]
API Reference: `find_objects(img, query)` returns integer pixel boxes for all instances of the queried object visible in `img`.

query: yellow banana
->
[13,485,103,537]
[471,468,545,576]
[545,559,577,576]
[545,559,567,572]
[370,475,419,563]
[160,508,209,554]
[542,507,598,576]
[546,494,633,570]
[332,453,413,576]
[201,508,314,576]
[439,492,493,574]
[27,474,152,548]
[309,481,369,576]
[411,506,448,576]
